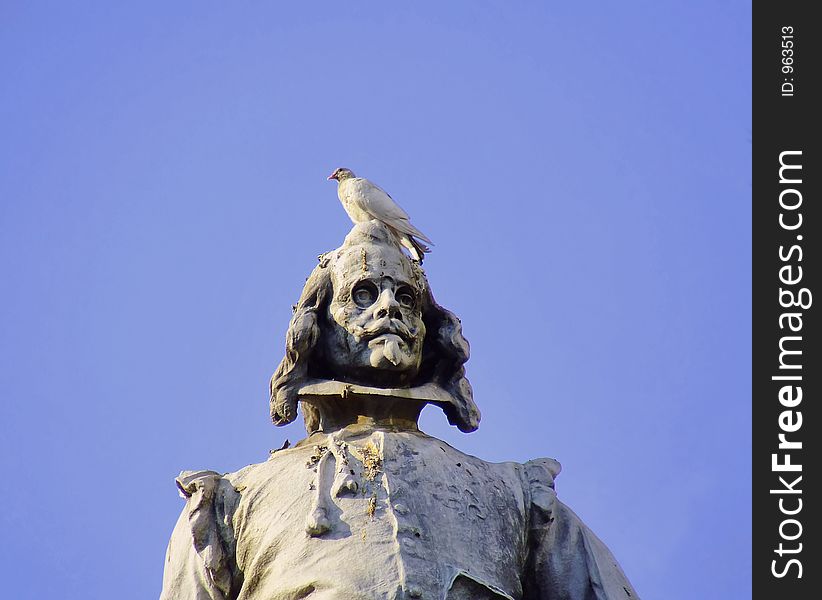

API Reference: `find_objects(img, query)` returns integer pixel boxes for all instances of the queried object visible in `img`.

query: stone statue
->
[160,221,640,600]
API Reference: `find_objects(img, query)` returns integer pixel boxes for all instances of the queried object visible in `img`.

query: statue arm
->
[160,471,241,600]
[520,460,640,600]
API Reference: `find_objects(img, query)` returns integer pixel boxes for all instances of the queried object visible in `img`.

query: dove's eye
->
[396,286,415,309]
[352,282,378,307]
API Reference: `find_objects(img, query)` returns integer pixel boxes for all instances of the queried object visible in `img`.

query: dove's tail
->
[407,236,430,264]
[394,230,431,263]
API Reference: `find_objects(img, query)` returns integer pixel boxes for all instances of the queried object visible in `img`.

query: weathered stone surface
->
[162,429,638,599]
[160,220,640,599]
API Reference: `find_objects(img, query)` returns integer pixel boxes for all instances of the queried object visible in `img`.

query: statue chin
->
[367,334,416,370]
[318,337,419,388]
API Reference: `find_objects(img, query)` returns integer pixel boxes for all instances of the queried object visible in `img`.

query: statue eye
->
[352,282,378,307]
[396,286,415,309]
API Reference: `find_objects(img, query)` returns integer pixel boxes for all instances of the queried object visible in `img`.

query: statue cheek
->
[351,309,378,329]
[405,317,425,341]
[330,305,348,327]
[331,305,356,327]
[331,306,370,342]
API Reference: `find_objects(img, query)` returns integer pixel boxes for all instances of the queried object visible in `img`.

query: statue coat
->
[160,427,639,600]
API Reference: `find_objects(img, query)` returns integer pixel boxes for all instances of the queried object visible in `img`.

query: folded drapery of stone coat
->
[160,428,638,600]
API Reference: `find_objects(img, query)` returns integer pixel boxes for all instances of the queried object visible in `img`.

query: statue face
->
[322,245,426,386]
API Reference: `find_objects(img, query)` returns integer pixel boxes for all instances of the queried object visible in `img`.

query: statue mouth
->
[367,332,405,346]
[366,333,408,366]
[361,317,414,344]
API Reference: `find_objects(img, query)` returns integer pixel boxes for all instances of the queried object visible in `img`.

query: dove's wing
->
[351,178,434,245]
[350,178,410,220]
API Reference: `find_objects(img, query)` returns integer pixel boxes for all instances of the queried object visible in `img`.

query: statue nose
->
[375,290,402,320]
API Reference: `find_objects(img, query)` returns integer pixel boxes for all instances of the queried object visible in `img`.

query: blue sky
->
[0,2,751,598]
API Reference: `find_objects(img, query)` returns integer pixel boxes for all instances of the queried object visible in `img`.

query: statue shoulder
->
[522,457,562,487]
[174,469,243,516]
[161,470,242,600]
[518,457,562,517]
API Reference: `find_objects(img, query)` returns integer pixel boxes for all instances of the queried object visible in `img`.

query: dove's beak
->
[327,172,337,181]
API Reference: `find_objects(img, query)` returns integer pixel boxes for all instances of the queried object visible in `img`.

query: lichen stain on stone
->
[367,494,377,518]
[360,441,382,481]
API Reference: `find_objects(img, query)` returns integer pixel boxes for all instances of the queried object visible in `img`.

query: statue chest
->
[229,430,528,600]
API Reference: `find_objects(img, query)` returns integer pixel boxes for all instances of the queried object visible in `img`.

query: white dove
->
[328,167,433,262]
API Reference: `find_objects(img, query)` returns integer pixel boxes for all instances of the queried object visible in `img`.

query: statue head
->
[270,221,479,434]
[322,227,426,384]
